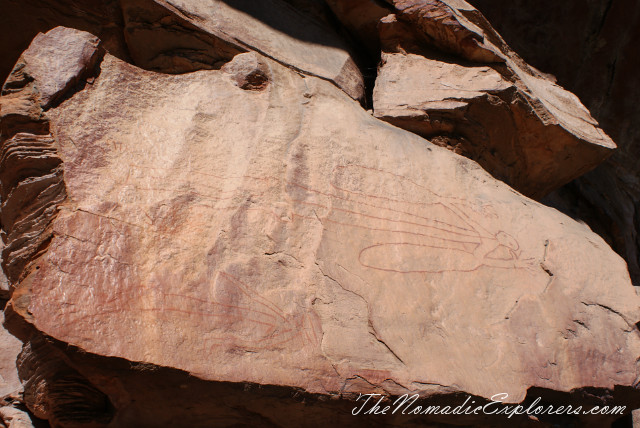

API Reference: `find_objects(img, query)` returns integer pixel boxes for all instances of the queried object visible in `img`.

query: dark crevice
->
[595,0,615,40]
[319,1,381,108]
[362,57,380,110]
[604,57,618,99]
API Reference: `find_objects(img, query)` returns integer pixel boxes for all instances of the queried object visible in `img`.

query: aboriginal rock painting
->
[39,160,535,354]
[288,164,536,274]
[38,219,322,352]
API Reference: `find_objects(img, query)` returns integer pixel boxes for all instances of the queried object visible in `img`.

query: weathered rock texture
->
[0,23,639,426]
[1,1,614,200]
[121,0,365,100]
[16,336,113,427]
[467,0,640,286]
[384,0,504,62]
[0,0,128,89]
[0,26,104,289]
[0,405,38,428]
[369,1,615,198]
[0,0,364,103]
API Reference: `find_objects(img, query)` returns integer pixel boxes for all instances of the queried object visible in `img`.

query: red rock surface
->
[0,0,128,88]
[0,2,639,427]
[385,0,504,62]
[0,24,638,426]
[122,0,364,100]
[370,1,615,198]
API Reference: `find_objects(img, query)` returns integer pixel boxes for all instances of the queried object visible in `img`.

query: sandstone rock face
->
[1,2,613,200]
[371,1,615,198]
[0,0,364,103]
[0,406,37,428]
[7,27,102,109]
[0,26,99,287]
[1,25,639,426]
[221,52,271,91]
[467,0,640,285]
[16,336,113,427]
[121,0,365,100]
[385,0,505,62]
[0,0,128,88]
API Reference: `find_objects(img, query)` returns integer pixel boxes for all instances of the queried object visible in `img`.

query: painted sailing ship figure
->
[323,164,539,274]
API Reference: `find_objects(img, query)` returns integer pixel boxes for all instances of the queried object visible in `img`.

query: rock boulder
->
[1,26,639,426]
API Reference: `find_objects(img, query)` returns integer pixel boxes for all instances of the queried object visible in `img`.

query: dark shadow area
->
[218,0,354,51]
[317,0,381,108]
[612,413,633,428]
[212,0,369,101]
[523,386,640,428]
[541,181,618,253]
